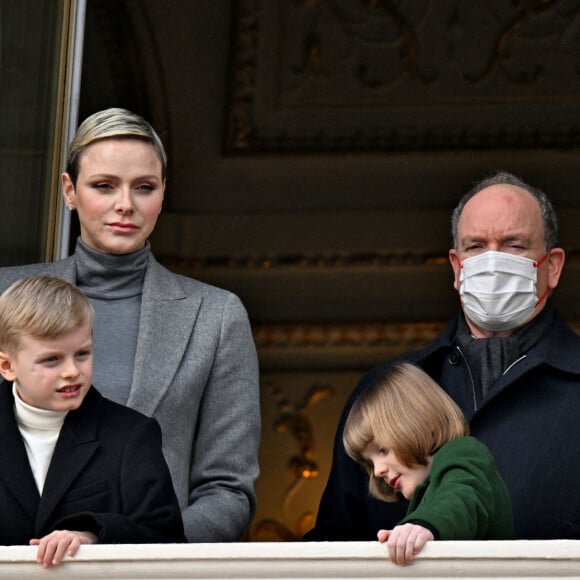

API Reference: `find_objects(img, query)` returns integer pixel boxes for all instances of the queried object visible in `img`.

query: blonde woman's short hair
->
[66,107,167,184]
[0,276,94,354]
[343,362,468,502]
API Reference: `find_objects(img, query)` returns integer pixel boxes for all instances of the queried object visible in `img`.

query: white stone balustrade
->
[1,540,579,579]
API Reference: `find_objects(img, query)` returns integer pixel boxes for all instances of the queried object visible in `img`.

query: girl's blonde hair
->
[0,276,95,354]
[343,362,468,502]
[66,107,167,184]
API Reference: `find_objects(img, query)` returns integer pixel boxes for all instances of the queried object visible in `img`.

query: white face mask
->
[459,251,549,333]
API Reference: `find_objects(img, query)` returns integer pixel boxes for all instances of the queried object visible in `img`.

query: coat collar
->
[126,256,203,415]
[35,387,100,531]
[483,309,580,397]
[415,307,580,376]
[0,385,101,529]
[0,384,40,520]
[413,308,580,417]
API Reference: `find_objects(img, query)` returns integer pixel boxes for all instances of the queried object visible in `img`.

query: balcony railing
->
[1,540,579,578]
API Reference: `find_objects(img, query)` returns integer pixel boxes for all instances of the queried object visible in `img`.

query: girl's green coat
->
[400,436,515,539]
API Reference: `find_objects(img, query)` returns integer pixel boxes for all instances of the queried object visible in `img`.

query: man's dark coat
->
[306,309,580,540]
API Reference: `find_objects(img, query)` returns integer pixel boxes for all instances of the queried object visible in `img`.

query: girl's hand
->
[30,529,97,568]
[377,523,434,566]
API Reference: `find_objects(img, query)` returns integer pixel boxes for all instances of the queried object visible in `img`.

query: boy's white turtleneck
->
[12,383,68,494]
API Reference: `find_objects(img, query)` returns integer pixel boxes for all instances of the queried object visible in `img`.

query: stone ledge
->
[1,540,579,578]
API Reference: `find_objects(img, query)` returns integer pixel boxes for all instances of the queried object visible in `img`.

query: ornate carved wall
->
[80,0,580,541]
[227,0,580,152]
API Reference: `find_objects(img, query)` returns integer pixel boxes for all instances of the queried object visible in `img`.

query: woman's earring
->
[65,202,74,211]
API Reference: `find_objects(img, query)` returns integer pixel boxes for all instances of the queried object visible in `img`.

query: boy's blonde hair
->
[343,362,468,502]
[0,276,94,354]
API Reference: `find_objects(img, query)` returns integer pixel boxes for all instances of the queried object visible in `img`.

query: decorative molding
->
[158,251,449,270]
[226,0,580,152]
[254,319,580,347]
[252,380,335,540]
[253,321,445,349]
[159,250,580,271]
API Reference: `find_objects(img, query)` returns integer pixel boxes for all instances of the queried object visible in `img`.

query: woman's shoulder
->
[0,261,50,278]
[147,256,244,304]
[0,258,74,293]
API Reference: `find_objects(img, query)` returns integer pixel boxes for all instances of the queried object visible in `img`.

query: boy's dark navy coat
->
[306,309,580,541]
[0,384,184,545]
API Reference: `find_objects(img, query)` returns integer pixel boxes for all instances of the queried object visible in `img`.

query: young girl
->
[343,362,514,566]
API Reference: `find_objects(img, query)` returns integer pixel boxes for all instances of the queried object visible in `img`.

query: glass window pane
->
[0,0,68,265]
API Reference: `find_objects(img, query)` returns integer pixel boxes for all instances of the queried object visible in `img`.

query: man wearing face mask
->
[304,171,580,541]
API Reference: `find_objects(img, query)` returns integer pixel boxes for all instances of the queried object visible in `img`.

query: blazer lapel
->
[127,257,203,415]
[35,388,100,532]
[0,384,40,520]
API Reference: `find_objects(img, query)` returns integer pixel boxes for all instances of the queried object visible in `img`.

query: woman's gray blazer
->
[0,254,261,542]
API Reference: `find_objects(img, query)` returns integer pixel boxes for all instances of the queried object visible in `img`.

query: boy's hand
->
[377,523,434,566]
[30,530,97,568]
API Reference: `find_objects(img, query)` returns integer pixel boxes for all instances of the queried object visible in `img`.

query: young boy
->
[0,275,184,567]
[343,362,514,566]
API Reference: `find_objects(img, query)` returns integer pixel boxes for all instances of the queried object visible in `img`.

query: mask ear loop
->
[533,252,550,307]
[533,253,549,268]
[535,288,549,308]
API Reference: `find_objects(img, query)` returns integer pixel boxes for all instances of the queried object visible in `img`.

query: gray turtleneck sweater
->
[75,239,149,405]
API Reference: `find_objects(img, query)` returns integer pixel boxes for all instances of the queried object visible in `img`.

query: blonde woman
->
[343,362,514,566]
[0,108,260,542]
